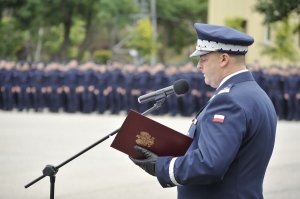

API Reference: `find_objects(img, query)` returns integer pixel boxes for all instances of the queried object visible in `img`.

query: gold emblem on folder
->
[136,131,155,147]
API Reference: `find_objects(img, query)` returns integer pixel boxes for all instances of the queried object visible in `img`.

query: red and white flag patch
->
[212,114,225,123]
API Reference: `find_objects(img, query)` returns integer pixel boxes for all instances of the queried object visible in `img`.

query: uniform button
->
[166,184,171,187]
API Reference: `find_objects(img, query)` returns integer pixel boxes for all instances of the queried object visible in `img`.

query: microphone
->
[138,79,190,104]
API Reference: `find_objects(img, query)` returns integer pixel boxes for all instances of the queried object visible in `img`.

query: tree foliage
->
[0,0,207,64]
[255,0,300,63]
[0,17,23,59]
[156,0,207,62]
[255,0,300,23]
[127,17,160,62]
[261,19,299,63]
[224,17,246,32]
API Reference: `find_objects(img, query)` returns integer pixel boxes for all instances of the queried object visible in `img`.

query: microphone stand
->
[24,98,166,199]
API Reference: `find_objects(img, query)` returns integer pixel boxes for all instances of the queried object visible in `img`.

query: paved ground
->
[0,110,299,199]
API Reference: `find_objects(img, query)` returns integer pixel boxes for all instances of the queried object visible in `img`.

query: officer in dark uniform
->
[31,62,45,112]
[152,63,169,115]
[130,23,277,199]
[284,66,300,120]
[80,62,96,113]
[136,65,152,113]
[264,66,284,119]
[1,61,15,110]
[182,62,200,116]
[0,61,4,110]
[48,63,62,112]
[126,65,141,113]
[27,63,37,111]
[122,64,135,112]
[41,64,52,111]
[63,60,79,113]
[94,65,109,114]
[296,67,300,120]
[249,60,266,91]
[107,63,126,114]
[16,62,31,111]
[115,66,127,113]
[166,65,180,116]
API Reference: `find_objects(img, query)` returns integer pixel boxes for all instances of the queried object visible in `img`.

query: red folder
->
[110,110,193,159]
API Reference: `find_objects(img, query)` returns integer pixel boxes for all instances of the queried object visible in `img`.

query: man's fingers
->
[134,145,145,153]
[134,145,152,158]
[129,156,145,164]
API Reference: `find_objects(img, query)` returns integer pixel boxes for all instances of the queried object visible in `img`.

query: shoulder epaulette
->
[217,84,233,95]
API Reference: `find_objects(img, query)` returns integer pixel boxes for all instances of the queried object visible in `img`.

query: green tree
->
[127,17,159,62]
[0,0,137,62]
[0,17,24,60]
[0,0,207,63]
[261,19,298,63]
[224,17,246,32]
[76,0,138,61]
[2,0,74,61]
[43,25,63,61]
[156,0,208,63]
[0,0,29,60]
[255,0,300,63]
[255,0,300,23]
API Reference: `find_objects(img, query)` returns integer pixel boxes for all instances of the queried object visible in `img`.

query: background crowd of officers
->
[0,59,299,120]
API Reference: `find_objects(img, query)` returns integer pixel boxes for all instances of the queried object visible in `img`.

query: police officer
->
[1,61,15,110]
[136,65,152,113]
[30,62,45,112]
[107,62,126,114]
[264,66,285,119]
[284,66,300,120]
[180,62,200,116]
[249,60,266,91]
[151,63,169,115]
[47,62,63,112]
[130,23,277,199]
[63,60,79,113]
[16,61,31,111]
[94,64,109,114]
[126,65,141,113]
[0,61,4,110]
[80,62,96,113]
[166,65,180,116]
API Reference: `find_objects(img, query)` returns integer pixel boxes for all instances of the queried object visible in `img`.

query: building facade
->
[208,0,300,66]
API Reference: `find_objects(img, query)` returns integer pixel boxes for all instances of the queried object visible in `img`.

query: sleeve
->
[155,94,247,187]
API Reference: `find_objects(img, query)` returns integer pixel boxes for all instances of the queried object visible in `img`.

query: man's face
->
[197,52,222,88]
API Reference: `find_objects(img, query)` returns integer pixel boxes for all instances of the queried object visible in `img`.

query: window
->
[264,24,271,45]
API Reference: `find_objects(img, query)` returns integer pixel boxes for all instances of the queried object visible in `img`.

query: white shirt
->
[217,69,249,89]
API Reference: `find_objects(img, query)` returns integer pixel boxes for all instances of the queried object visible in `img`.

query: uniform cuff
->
[169,157,181,186]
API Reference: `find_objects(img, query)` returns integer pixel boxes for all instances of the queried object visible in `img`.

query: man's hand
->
[129,145,158,176]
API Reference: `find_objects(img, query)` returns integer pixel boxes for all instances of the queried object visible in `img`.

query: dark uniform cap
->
[190,23,254,57]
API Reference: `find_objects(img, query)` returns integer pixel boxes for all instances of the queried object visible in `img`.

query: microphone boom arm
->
[24,98,167,199]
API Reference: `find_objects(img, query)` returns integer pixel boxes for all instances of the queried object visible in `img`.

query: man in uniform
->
[64,60,79,113]
[130,23,277,199]
[284,66,300,120]
[1,61,15,110]
[264,66,285,119]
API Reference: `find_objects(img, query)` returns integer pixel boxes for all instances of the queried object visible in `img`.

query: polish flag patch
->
[212,114,225,123]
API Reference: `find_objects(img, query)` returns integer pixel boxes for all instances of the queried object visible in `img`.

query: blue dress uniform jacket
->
[156,72,277,199]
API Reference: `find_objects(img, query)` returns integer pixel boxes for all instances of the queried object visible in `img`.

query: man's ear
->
[219,53,230,68]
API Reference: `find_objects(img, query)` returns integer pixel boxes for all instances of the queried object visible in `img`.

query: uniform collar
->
[215,70,254,94]
[217,69,249,89]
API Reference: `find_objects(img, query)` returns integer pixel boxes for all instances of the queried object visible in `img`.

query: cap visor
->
[189,50,211,57]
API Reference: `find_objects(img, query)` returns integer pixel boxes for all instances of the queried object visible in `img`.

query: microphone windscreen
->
[173,79,190,95]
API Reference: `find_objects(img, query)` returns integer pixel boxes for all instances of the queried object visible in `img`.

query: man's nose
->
[197,61,202,70]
